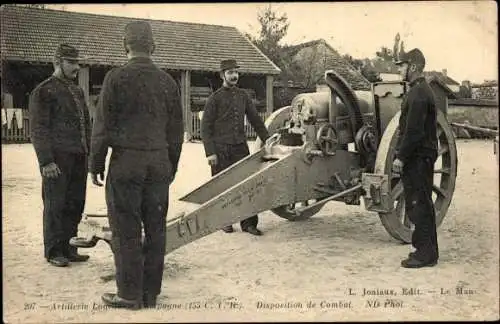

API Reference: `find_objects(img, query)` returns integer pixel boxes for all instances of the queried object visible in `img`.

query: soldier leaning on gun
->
[29,44,92,267]
[89,21,184,309]
[201,59,270,236]
[392,48,439,269]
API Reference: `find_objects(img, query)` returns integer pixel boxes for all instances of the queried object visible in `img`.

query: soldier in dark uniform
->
[392,48,439,268]
[90,21,184,309]
[29,44,92,267]
[201,59,270,236]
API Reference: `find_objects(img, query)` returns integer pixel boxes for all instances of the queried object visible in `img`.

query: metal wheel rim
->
[376,110,457,243]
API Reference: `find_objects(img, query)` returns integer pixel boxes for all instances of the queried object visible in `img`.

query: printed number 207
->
[24,303,36,311]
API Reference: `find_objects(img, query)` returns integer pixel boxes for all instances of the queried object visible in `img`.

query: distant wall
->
[448,99,498,138]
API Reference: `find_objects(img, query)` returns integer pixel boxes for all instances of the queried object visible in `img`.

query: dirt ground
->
[2,139,499,323]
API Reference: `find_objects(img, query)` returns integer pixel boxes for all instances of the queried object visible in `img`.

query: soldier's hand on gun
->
[41,162,62,179]
[392,158,404,176]
[91,172,105,187]
[207,154,218,166]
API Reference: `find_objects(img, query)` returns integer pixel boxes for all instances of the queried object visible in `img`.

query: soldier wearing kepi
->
[90,21,184,309]
[29,44,92,267]
[201,59,270,236]
[392,48,439,268]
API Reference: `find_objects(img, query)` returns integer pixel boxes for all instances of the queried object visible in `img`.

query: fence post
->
[1,110,31,143]
[266,75,274,113]
[181,71,192,141]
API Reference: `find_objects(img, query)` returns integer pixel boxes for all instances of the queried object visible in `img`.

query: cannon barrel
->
[287,71,375,147]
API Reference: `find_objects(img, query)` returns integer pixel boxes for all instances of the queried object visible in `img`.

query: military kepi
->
[124,20,154,45]
[54,44,84,61]
[395,48,426,67]
[220,59,240,71]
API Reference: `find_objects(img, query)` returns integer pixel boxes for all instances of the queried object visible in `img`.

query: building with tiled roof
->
[423,70,460,93]
[364,58,400,81]
[1,5,281,140]
[282,39,372,91]
[424,70,460,86]
[1,5,281,75]
[366,58,462,92]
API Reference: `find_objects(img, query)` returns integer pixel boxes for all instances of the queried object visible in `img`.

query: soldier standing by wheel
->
[29,44,92,267]
[392,48,439,268]
[89,21,184,309]
[201,59,270,236]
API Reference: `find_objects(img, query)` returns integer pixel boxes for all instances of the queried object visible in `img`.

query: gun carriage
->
[71,70,458,262]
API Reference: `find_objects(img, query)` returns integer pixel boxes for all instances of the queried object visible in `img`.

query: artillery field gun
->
[71,70,458,264]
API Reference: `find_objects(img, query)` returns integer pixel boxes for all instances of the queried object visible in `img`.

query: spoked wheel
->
[375,109,458,243]
[256,106,325,221]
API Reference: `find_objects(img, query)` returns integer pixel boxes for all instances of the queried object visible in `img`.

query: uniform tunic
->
[396,77,438,163]
[201,85,269,229]
[90,57,184,301]
[396,76,439,262]
[201,86,269,156]
[29,75,92,259]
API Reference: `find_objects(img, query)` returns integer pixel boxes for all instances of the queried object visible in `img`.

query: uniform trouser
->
[105,147,171,301]
[211,142,258,229]
[42,150,87,259]
[402,155,439,262]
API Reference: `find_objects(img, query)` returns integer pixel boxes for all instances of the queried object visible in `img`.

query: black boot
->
[242,226,263,236]
[401,256,438,268]
[143,294,157,308]
[101,293,142,310]
[222,225,234,233]
[67,252,90,262]
[66,245,89,262]
[47,255,69,267]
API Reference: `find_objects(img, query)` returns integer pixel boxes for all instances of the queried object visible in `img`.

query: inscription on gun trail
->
[221,178,267,210]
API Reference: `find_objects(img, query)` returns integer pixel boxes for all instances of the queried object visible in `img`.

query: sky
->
[46,2,498,84]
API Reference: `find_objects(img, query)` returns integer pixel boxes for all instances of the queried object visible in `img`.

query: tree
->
[343,54,382,83]
[246,5,290,66]
[290,45,324,87]
[375,46,394,62]
[377,33,407,62]
[392,33,400,61]
[360,67,382,83]
[399,40,406,58]
[392,33,406,61]
[342,54,364,71]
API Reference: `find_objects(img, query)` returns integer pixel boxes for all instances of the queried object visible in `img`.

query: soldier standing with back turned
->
[392,48,439,268]
[90,21,184,309]
[201,59,270,236]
